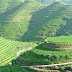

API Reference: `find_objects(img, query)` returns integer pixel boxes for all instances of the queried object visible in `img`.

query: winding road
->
[22,62,72,67]
[16,48,72,68]
[16,48,32,58]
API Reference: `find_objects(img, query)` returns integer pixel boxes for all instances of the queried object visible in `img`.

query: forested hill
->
[0,0,72,42]
[20,2,72,42]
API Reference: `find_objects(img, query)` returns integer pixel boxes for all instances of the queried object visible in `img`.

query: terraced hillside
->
[13,42,72,66]
[0,0,72,71]
[45,36,72,50]
[0,37,35,66]
[10,36,72,67]
[46,36,72,45]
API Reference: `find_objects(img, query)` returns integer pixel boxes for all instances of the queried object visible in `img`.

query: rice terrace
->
[0,0,72,72]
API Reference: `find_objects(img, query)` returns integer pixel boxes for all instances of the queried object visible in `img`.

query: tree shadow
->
[20,2,66,42]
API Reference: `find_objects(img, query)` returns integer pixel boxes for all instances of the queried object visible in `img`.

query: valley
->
[0,0,72,72]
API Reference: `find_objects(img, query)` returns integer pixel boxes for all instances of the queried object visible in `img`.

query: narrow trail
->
[16,48,32,58]
[22,62,72,67]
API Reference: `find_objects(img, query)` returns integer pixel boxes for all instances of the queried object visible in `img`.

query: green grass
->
[0,37,35,66]
[45,36,72,45]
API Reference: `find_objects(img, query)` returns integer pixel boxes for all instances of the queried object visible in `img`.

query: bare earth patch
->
[45,43,72,50]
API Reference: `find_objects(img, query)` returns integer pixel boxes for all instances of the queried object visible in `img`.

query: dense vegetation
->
[0,65,37,72]
[13,43,72,66]
[0,64,72,72]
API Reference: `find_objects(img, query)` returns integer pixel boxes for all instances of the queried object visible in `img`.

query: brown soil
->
[30,67,60,72]
[45,43,72,50]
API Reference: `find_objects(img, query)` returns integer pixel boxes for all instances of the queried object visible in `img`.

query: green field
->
[45,36,72,45]
[0,37,35,66]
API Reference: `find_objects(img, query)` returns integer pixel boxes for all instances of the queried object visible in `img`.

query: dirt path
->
[16,48,32,58]
[22,62,72,67]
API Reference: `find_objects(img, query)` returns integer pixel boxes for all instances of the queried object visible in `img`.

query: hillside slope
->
[0,0,25,14]
[0,1,44,41]
[20,2,69,42]
[22,2,72,42]
[0,1,72,42]
[0,37,35,66]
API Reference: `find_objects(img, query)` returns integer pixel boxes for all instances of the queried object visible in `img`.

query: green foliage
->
[46,36,72,45]
[11,65,36,72]
[60,66,66,71]
[0,65,37,72]
[0,65,10,72]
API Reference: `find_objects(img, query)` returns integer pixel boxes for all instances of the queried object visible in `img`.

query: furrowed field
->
[0,37,35,66]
